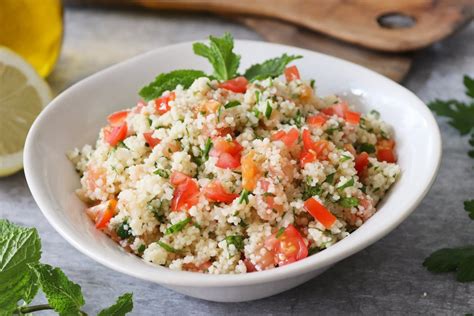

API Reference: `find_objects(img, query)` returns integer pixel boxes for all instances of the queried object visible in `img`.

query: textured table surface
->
[1,7,474,315]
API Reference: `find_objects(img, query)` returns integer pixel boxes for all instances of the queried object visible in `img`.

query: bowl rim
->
[24,39,442,287]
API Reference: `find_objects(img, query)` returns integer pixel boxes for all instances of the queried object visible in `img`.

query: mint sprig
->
[0,220,134,315]
[244,53,302,81]
[98,293,133,316]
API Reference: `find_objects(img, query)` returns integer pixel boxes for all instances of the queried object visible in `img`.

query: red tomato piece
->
[216,152,241,169]
[302,129,314,151]
[321,102,349,118]
[170,173,200,212]
[218,76,248,93]
[355,152,369,174]
[307,113,327,127]
[154,92,175,115]
[143,132,161,149]
[107,110,129,126]
[86,199,117,229]
[284,65,300,81]
[211,138,243,169]
[304,197,336,229]
[271,128,299,148]
[265,224,308,266]
[345,111,361,124]
[377,148,397,163]
[104,123,128,147]
[203,181,239,203]
[244,259,257,272]
[301,129,329,161]
[213,139,243,156]
[300,149,317,167]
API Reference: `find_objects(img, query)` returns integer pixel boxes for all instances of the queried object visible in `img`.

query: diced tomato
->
[300,149,317,167]
[376,139,397,163]
[355,152,370,174]
[210,138,243,169]
[242,150,261,191]
[104,123,128,147]
[107,110,129,126]
[86,199,117,229]
[170,171,189,186]
[345,111,361,124]
[143,132,161,149]
[265,224,308,266]
[259,180,283,213]
[244,258,257,272]
[154,92,175,115]
[304,197,336,229]
[203,181,239,203]
[302,129,314,151]
[218,76,248,93]
[183,261,212,272]
[301,129,329,164]
[307,113,327,127]
[170,172,200,212]
[214,126,233,137]
[271,128,299,148]
[284,65,300,81]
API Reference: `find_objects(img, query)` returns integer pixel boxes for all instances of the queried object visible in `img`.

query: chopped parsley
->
[158,241,180,253]
[310,79,316,89]
[340,155,352,162]
[239,189,250,204]
[202,137,213,161]
[356,143,376,154]
[337,177,355,190]
[116,220,133,239]
[255,90,261,103]
[369,109,380,118]
[325,173,335,184]
[302,183,322,200]
[137,244,146,254]
[265,101,273,119]
[339,197,359,208]
[308,247,319,256]
[224,100,241,109]
[147,199,169,222]
[165,217,192,235]
[153,169,169,178]
[225,235,244,251]
[294,110,303,128]
[275,227,285,238]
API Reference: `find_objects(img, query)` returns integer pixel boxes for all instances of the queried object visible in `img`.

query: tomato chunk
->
[86,199,117,229]
[170,172,200,212]
[143,132,161,149]
[376,139,397,163]
[242,150,261,191]
[345,111,361,124]
[218,76,248,93]
[104,123,128,147]
[107,110,129,126]
[307,113,327,127]
[271,128,299,148]
[265,224,308,266]
[300,149,317,167]
[304,197,336,229]
[301,129,329,165]
[355,152,370,174]
[203,181,239,203]
[284,65,300,81]
[210,138,243,169]
[155,92,175,115]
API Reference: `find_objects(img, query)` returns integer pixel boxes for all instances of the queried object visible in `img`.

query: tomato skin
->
[271,128,299,148]
[107,110,129,126]
[300,149,317,167]
[307,113,327,127]
[212,139,243,156]
[104,123,128,147]
[170,173,200,212]
[218,76,248,93]
[154,92,175,115]
[265,224,308,266]
[242,150,261,191]
[203,181,239,203]
[345,111,361,124]
[300,129,329,165]
[211,138,243,169]
[304,197,336,229]
[143,132,161,149]
[284,65,300,81]
[302,129,314,151]
[244,259,257,272]
[355,152,370,174]
[86,199,117,229]
[376,139,396,163]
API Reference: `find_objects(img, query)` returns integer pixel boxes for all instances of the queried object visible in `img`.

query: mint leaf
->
[139,69,206,101]
[244,54,302,81]
[428,99,474,135]
[0,220,41,314]
[423,246,474,282]
[98,293,133,316]
[465,200,474,220]
[30,263,85,315]
[193,33,240,81]
[464,75,474,98]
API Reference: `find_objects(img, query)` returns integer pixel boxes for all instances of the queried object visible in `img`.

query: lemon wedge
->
[0,47,51,177]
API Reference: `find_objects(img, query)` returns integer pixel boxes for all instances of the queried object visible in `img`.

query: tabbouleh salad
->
[68,34,400,274]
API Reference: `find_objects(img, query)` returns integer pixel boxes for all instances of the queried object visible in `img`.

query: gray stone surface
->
[1,7,474,315]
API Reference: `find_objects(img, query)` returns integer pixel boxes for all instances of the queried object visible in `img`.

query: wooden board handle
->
[67,0,474,52]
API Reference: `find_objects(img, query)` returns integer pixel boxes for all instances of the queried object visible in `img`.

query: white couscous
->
[68,34,400,274]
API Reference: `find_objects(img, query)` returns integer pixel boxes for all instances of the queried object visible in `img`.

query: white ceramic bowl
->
[24,40,441,302]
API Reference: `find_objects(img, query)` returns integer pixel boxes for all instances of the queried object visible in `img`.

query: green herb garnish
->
[137,244,146,254]
[275,227,285,238]
[165,217,192,235]
[356,143,376,154]
[325,173,335,184]
[117,220,133,239]
[339,197,359,208]
[265,101,273,119]
[239,189,250,204]
[154,168,169,178]
[308,247,319,256]
[203,137,213,161]
[310,79,316,89]
[337,177,355,190]
[255,90,261,103]
[302,184,322,200]
[243,53,302,81]
[340,154,352,162]
[224,100,241,109]
[295,110,302,128]
[423,246,474,282]
[225,235,245,251]
[158,241,180,253]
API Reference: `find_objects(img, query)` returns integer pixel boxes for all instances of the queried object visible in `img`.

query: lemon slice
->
[0,46,51,177]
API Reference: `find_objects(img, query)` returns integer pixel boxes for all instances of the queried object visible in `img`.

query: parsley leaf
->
[239,189,250,204]
[339,197,359,208]
[423,246,474,282]
[193,33,240,81]
[30,263,85,315]
[265,101,273,119]
[154,169,169,178]
[224,100,241,109]
[202,137,213,162]
[98,293,134,316]
[465,75,474,98]
[158,241,180,253]
[337,177,355,190]
[465,200,474,220]
[225,235,244,251]
[165,217,192,235]
[243,53,302,81]
[0,220,41,314]
[275,227,285,238]
[139,69,206,101]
